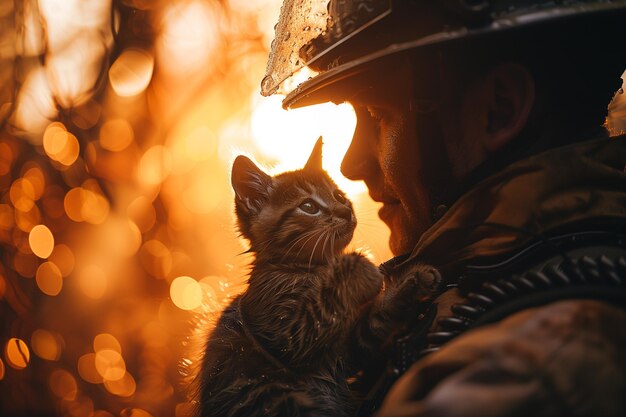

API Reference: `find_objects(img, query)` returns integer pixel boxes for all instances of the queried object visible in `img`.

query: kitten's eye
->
[332,190,346,204]
[299,199,320,215]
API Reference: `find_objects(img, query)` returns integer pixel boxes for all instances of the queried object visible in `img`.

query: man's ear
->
[304,136,323,171]
[231,156,272,213]
[484,63,535,151]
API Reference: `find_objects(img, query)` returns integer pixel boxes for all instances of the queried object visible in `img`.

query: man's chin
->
[384,210,424,256]
[388,232,412,256]
[379,205,410,255]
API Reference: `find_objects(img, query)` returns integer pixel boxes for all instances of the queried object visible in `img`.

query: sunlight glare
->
[250,95,363,196]
[11,68,57,135]
[78,353,104,384]
[158,1,222,75]
[104,371,136,397]
[49,369,78,400]
[35,262,63,296]
[5,338,30,369]
[29,224,55,258]
[120,408,153,417]
[138,145,172,186]
[49,244,75,276]
[31,329,63,361]
[10,178,35,212]
[100,119,134,152]
[109,48,154,97]
[79,265,108,299]
[170,276,202,311]
[94,333,122,354]
[95,349,126,381]
[139,240,172,279]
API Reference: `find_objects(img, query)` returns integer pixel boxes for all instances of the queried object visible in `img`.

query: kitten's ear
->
[231,156,272,213]
[304,136,323,172]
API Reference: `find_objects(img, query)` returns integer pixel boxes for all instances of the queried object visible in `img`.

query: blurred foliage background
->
[0,1,393,416]
[0,1,624,416]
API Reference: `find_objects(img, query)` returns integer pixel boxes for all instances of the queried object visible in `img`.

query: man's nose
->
[340,109,377,181]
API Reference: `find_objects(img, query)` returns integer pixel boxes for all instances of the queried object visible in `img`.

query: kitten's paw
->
[336,252,379,278]
[334,252,384,302]
[396,263,441,302]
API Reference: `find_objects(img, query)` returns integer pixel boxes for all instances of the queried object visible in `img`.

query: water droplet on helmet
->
[261,75,272,89]
[303,26,311,32]
[261,75,278,96]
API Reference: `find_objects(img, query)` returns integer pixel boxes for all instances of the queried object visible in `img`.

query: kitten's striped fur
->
[197,139,438,417]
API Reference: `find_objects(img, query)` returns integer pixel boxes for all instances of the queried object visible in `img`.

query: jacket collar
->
[383,135,626,275]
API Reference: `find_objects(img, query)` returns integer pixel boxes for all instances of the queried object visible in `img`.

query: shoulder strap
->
[422,254,626,355]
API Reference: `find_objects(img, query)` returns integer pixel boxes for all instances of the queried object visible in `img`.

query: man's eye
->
[299,199,320,214]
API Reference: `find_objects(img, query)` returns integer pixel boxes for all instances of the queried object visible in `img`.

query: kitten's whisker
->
[320,229,332,263]
[353,210,381,218]
[354,220,385,228]
[308,233,325,269]
[282,230,320,261]
[293,231,321,261]
[353,229,390,261]
[308,233,325,271]
[320,231,328,263]
[353,210,383,218]
[253,236,278,257]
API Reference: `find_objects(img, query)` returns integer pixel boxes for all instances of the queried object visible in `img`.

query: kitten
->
[196,138,439,417]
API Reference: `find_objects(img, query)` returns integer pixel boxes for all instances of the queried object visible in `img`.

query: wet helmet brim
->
[282,1,626,109]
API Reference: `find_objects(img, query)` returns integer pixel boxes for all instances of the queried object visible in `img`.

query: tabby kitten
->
[197,138,439,417]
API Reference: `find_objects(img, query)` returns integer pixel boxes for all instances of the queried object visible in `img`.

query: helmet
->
[262,0,626,109]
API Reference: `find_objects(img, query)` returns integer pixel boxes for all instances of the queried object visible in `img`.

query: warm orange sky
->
[0,2,391,416]
[1,1,625,416]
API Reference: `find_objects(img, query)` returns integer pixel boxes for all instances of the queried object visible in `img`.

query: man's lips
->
[378,201,400,223]
[368,190,398,205]
[369,191,401,223]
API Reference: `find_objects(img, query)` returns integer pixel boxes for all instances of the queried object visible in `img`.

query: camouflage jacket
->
[372,135,626,417]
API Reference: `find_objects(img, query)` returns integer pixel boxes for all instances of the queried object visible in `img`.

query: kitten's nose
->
[335,206,352,221]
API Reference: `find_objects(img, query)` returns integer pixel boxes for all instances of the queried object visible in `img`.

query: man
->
[263,1,626,416]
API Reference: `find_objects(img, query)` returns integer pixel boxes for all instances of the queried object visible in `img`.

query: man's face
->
[340,63,454,255]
